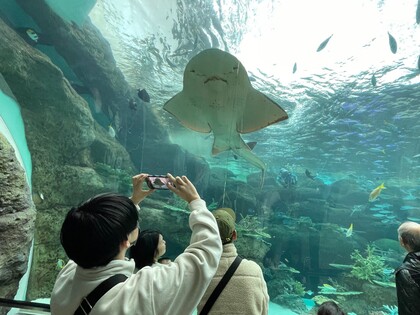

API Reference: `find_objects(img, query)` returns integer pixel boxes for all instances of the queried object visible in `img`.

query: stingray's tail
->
[230,136,266,189]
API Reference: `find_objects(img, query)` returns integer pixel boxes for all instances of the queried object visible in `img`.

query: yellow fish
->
[369,183,386,202]
[346,223,353,237]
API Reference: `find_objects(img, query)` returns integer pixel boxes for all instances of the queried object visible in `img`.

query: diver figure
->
[277,168,297,188]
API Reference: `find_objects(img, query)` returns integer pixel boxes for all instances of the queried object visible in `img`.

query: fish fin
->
[246,141,257,150]
[238,90,288,133]
[164,92,212,133]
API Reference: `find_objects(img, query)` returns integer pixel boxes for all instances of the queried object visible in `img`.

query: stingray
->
[164,48,288,183]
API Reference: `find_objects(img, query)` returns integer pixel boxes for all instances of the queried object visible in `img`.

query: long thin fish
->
[388,32,397,54]
[316,34,333,52]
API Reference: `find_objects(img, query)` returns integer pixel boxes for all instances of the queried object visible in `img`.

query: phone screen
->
[146,175,169,190]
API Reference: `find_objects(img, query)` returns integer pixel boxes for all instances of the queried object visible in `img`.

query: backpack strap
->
[74,274,127,315]
[200,256,242,315]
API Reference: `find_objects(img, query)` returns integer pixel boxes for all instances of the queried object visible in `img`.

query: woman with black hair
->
[130,229,167,269]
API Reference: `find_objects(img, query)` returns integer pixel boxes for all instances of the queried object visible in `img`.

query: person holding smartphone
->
[50,173,222,315]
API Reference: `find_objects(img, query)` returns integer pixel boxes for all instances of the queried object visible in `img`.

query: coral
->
[207,198,218,210]
[317,283,363,296]
[269,276,308,313]
[312,295,337,305]
[350,244,386,282]
[382,305,398,315]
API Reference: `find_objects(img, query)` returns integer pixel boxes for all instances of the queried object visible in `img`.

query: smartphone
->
[146,175,170,190]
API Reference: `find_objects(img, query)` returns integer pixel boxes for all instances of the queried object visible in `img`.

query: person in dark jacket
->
[395,221,420,315]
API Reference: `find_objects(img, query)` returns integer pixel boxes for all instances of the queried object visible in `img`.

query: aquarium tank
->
[0,0,419,314]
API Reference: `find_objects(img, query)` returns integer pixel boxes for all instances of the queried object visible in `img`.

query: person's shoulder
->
[238,257,264,274]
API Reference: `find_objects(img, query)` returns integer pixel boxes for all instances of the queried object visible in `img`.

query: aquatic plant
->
[207,198,218,211]
[291,280,306,297]
[382,305,398,315]
[237,214,271,239]
[350,244,386,282]
[317,283,337,294]
[372,280,396,288]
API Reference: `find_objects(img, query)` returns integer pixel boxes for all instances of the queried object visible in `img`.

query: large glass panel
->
[0,1,419,314]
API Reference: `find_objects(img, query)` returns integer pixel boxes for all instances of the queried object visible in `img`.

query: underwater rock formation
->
[0,134,35,306]
[0,17,137,299]
[15,0,170,170]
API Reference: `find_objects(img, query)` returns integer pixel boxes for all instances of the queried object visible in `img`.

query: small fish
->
[369,183,386,202]
[346,223,353,237]
[316,34,333,52]
[39,193,44,201]
[292,62,297,74]
[137,88,150,102]
[56,259,66,270]
[305,290,314,296]
[371,74,377,87]
[400,205,416,211]
[233,141,257,160]
[387,32,397,54]
[305,169,316,180]
[108,125,116,138]
[248,75,256,82]
[128,98,137,111]
[26,28,39,42]
[413,153,420,158]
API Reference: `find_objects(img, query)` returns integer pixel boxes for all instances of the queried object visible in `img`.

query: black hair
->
[130,229,162,269]
[317,301,345,315]
[60,193,138,268]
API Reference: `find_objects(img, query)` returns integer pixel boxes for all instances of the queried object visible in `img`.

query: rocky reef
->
[0,133,35,313]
